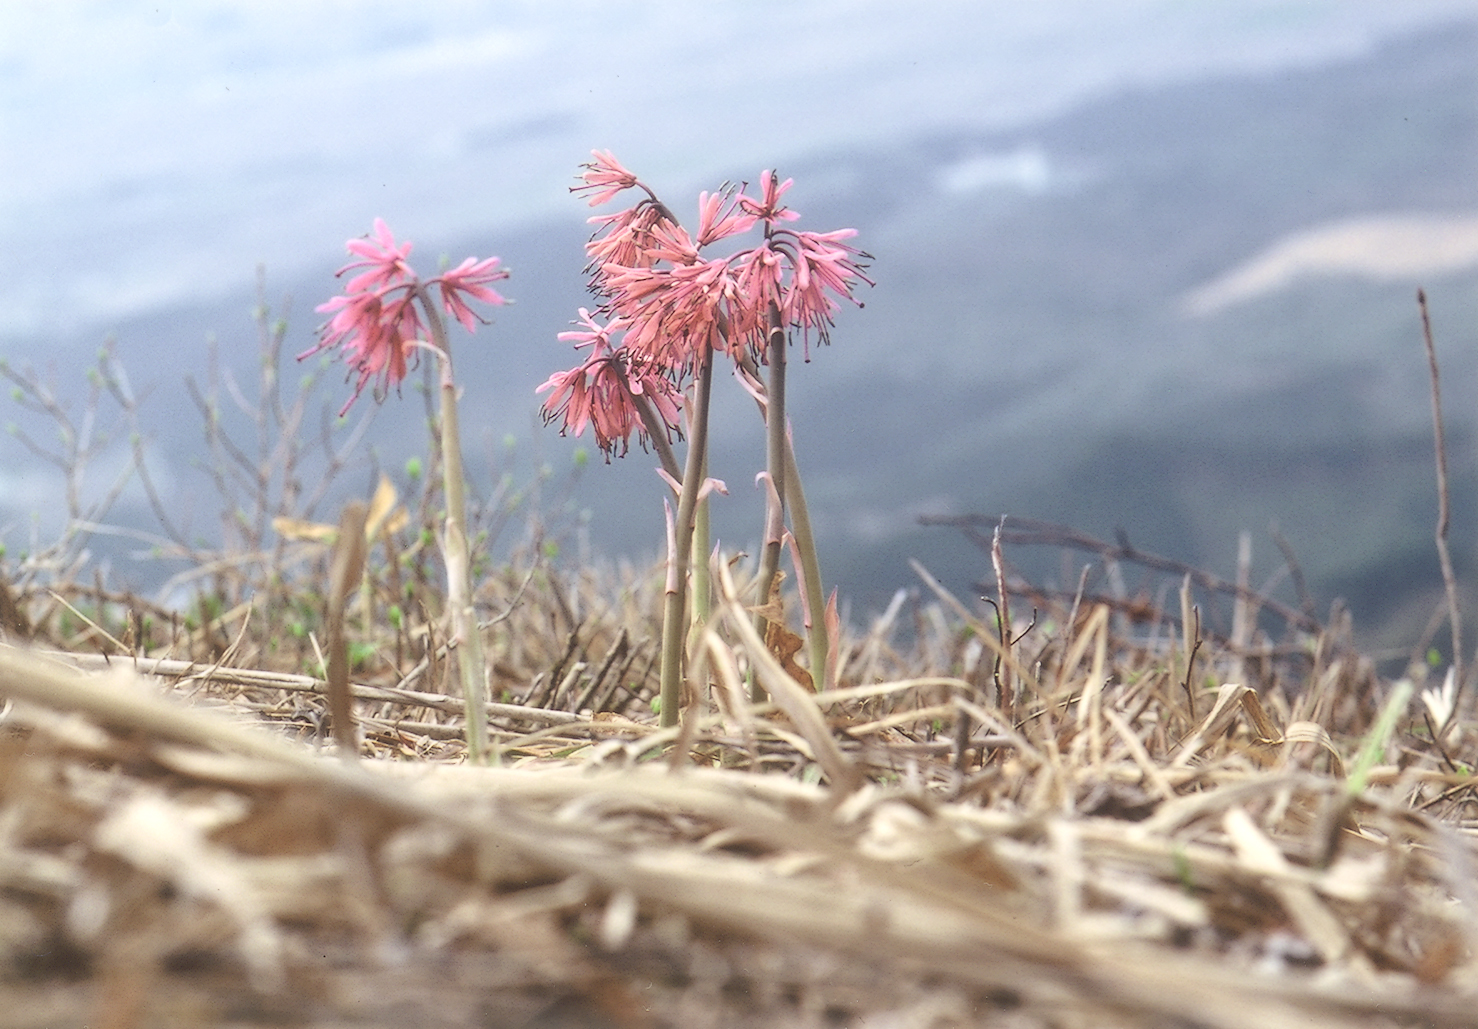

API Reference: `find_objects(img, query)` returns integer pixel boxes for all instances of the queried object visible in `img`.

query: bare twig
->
[924,514,1323,637]
[1418,289,1463,718]
[991,517,1014,718]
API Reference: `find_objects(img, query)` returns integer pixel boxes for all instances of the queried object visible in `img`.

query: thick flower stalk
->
[541,153,871,725]
[305,219,509,760]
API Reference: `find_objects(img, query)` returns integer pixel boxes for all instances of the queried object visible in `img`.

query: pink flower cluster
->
[536,309,683,459]
[540,152,872,457]
[304,218,509,414]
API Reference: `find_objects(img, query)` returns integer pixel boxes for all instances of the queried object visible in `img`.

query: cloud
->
[937,148,1054,195]
[1180,212,1478,316]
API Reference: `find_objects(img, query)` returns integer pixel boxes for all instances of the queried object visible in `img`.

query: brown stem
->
[1419,289,1464,719]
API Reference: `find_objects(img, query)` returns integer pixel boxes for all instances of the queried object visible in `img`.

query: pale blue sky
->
[3,0,1474,337]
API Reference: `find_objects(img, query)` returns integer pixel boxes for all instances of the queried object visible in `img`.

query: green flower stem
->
[633,387,710,632]
[658,350,714,727]
[733,342,828,692]
[691,459,712,630]
[751,305,788,701]
[633,387,711,650]
[421,293,491,762]
[632,392,683,484]
[1346,678,1413,796]
[782,435,828,690]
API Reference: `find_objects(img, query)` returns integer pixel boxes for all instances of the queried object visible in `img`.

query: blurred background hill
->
[2,2,1476,651]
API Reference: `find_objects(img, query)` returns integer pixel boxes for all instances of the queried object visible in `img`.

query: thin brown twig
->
[1270,522,1315,619]
[1418,288,1464,720]
[925,514,1323,636]
[991,518,1014,719]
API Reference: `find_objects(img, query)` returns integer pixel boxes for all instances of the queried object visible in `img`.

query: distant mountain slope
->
[2,20,1474,650]
[780,19,1478,637]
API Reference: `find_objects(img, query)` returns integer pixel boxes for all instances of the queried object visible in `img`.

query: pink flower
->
[567,158,871,377]
[732,243,785,336]
[585,202,672,273]
[311,289,424,414]
[604,257,740,368]
[780,228,873,354]
[695,189,756,246]
[558,307,626,350]
[438,255,510,332]
[643,219,702,266]
[738,171,800,227]
[537,313,684,459]
[303,220,509,413]
[573,149,642,207]
[340,217,416,295]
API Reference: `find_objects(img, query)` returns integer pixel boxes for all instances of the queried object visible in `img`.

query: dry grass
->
[2,535,1476,1028]
[4,294,1477,1027]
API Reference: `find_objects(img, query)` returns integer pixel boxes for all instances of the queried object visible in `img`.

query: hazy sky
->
[3,0,1475,337]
